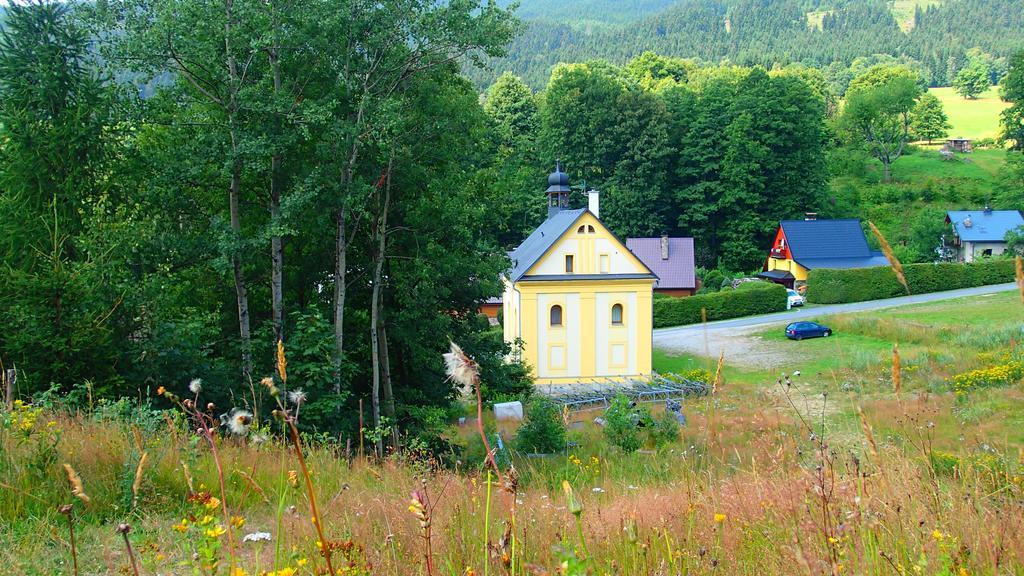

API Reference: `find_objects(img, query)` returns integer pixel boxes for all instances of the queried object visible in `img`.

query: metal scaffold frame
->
[537,373,709,413]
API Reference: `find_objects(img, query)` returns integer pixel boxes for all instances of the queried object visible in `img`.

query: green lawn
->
[929,86,1010,141]
[887,147,1005,181]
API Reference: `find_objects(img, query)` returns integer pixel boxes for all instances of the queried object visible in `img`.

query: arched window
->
[550,305,563,326]
[611,303,623,325]
[577,225,586,233]
[587,225,595,233]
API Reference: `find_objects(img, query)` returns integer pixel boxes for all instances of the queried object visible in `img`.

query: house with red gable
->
[759,216,889,289]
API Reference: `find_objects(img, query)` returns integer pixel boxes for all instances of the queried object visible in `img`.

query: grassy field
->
[2,294,1023,574]
[890,0,942,31]
[929,86,1010,141]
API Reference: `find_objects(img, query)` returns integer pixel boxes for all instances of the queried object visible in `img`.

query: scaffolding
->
[538,373,709,413]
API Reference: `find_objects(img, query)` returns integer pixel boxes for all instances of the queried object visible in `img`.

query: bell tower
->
[545,161,571,218]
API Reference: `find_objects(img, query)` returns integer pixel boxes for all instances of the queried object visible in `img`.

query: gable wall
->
[526,213,649,276]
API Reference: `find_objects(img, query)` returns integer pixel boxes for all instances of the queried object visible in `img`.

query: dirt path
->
[655,324,807,369]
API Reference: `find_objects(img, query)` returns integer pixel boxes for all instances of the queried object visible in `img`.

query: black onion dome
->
[546,160,571,193]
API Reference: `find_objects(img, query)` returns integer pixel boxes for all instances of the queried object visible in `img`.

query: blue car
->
[785,321,832,340]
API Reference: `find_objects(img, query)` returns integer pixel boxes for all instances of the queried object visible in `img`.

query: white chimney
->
[587,189,600,218]
[661,235,669,260]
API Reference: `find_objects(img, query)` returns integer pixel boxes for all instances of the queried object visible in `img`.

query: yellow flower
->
[157,386,166,396]
[932,529,944,541]
[230,515,245,529]
[198,514,214,526]
[714,513,727,523]
[288,470,299,488]
[229,568,248,576]
[203,524,226,539]
[155,553,165,562]
[204,496,221,510]
[172,519,189,533]
[297,558,308,567]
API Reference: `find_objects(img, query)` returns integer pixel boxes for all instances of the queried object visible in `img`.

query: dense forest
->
[2,0,1023,450]
[473,0,1024,90]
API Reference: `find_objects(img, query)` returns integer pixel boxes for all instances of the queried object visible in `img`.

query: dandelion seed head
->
[228,409,253,436]
[443,341,478,388]
[189,378,203,394]
[288,388,307,406]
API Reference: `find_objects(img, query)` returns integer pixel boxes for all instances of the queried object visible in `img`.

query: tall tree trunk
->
[269,27,285,368]
[369,159,392,457]
[882,159,892,183]
[230,147,252,379]
[332,205,347,394]
[224,0,252,380]
[377,309,398,448]
[332,98,366,393]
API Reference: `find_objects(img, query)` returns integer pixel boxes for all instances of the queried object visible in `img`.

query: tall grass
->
[2,389,1022,574]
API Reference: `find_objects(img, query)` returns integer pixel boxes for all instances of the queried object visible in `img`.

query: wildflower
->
[443,341,479,388]
[250,432,268,444]
[156,386,166,396]
[204,524,226,539]
[288,388,307,406]
[932,529,944,541]
[231,515,245,529]
[714,513,727,523]
[198,514,215,526]
[260,377,275,389]
[227,409,253,436]
[189,378,203,394]
[229,568,248,576]
[204,496,221,510]
[173,519,189,533]
[409,490,429,529]
[288,470,299,488]
[242,532,272,543]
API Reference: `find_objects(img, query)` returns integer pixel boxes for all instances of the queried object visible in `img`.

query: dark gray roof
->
[946,210,1024,242]
[758,270,795,280]
[519,273,657,282]
[626,237,696,289]
[508,209,587,281]
[780,219,889,269]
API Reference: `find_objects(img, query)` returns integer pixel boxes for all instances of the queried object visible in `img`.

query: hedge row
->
[653,282,787,328]
[804,260,1015,304]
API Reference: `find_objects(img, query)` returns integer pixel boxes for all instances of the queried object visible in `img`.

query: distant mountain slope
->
[500,0,678,25]
[474,0,1024,89]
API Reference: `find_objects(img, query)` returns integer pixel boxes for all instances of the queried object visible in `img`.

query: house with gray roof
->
[626,236,697,296]
[945,209,1024,262]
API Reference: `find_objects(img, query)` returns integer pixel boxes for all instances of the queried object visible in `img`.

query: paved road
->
[654,282,1017,340]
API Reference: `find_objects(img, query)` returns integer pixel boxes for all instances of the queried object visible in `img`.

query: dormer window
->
[565,254,574,273]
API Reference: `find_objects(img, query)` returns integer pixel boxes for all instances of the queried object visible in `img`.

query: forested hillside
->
[472,0,1024,89]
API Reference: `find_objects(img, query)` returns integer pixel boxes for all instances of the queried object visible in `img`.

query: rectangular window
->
[565,254,574,273]
[599,254,609,273]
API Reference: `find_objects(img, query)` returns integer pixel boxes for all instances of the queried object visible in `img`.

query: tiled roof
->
[780,219,889,270]
[946,210,1024,242]
[508,209,587,281]
[625,237,696,289]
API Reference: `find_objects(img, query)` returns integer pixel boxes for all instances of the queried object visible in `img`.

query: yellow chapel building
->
[502,164,657,385]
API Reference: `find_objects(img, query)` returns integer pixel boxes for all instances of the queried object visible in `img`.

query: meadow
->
[3,294,1023,575]
[929,86,1011,142]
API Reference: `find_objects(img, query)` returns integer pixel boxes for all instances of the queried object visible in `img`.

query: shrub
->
[804,260,1015,304]
[653,282,787,328]
[649,411,681,447]
[514,397,566,454]
[603,395,645,453]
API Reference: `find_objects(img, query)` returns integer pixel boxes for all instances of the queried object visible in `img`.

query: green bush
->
[514,397,566,454]
[804,260,1015,304]
[603,395,645,453]
[649,411,681,447]
[653,281,787,328]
